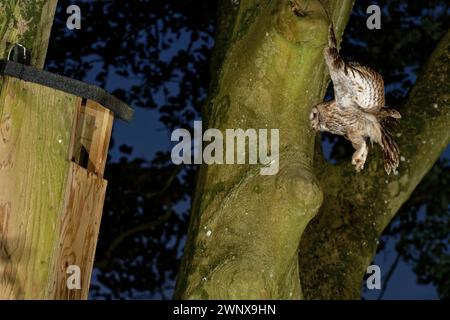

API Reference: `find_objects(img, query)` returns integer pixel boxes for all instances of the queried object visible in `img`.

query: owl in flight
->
[310,25,401,174]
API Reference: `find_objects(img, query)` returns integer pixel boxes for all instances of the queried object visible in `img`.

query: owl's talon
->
[352,156,365,172]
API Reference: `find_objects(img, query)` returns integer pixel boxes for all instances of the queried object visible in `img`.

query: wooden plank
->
[48,163,107,300]
[0,77,112,300]
[85,100,113,176]
[70,99,113,177]
[70,99,96,169]
[0,77,76,299]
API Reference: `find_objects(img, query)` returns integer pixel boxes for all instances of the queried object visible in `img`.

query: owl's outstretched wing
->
[324,25,385,113]
[343,62,385,112]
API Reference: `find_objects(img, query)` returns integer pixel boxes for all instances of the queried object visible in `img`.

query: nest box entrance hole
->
[69,98,113,177]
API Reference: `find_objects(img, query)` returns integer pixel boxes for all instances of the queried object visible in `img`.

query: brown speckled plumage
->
[310,25,401,174]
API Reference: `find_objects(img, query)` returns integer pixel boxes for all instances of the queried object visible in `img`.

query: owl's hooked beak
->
[310,107,320,131]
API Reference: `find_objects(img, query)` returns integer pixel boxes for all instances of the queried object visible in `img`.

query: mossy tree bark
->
[175,0,355,299]
[0,0,57,67]
[176,0,450,300]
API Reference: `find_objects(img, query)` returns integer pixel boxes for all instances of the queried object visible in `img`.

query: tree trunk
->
[176,0,450,300]
[175,0,355,299]
[0,1,57,68]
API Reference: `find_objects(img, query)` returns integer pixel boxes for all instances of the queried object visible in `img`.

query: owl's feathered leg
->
[348,134,368,172]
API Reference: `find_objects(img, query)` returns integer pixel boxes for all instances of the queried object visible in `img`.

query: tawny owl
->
[310,25,401,174]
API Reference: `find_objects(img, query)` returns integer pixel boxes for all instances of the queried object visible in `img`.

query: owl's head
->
[309,100,335,131]
[310,101,335,132]
[309,102,326,131]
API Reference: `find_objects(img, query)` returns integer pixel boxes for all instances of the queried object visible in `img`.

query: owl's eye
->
[310,109,318,120]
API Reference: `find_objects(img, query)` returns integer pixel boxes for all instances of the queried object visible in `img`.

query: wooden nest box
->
[0,60,133,299]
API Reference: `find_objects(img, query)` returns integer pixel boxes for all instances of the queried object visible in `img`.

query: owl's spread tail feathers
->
[380,124,400,175]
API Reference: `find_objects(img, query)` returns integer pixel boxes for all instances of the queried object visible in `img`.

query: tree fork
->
[175,0,355,299]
